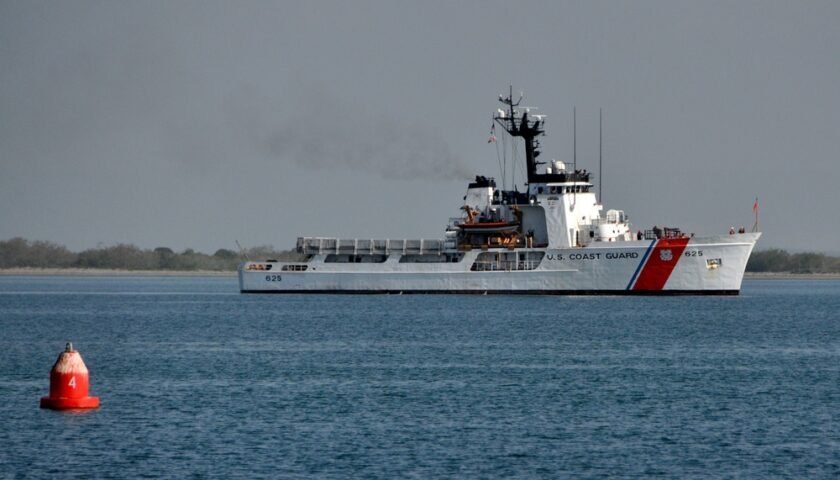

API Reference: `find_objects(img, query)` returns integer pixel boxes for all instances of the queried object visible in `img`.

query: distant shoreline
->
[744,272,840,280]
[0,268,838,280]
[0,268,236,277]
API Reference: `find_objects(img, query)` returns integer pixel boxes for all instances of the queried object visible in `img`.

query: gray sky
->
[2,1,839,253]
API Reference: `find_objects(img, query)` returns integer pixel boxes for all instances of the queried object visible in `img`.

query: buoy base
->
[40,396,100,410]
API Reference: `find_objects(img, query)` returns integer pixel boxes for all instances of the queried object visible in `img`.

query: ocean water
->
[1,276,839,478]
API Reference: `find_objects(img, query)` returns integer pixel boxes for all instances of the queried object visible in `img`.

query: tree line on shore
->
[0,237,296,271]
[2,237,839,273]
[745,248,840,274]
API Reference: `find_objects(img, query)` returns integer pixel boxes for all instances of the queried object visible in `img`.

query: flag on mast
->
[753,197,759,213]
[752,197,759,232]
[487,123,496,143]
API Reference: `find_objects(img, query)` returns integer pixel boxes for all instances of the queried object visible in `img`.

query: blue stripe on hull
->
[626,240,656,290]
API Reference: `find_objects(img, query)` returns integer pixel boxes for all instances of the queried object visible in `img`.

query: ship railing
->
[643,227,685,240]
[296,237,446,255]
[469,251,545,271]
[590,211,628,226]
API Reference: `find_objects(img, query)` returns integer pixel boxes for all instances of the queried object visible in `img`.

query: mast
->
[573,107,577,206]
[599,108,603,202]
[493,87,544,184]
[492,88,591,187]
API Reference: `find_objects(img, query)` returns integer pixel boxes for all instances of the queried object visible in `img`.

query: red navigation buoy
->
[40,342,100,410]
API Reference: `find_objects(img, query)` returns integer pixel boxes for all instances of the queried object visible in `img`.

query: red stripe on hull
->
[632,237,691,291]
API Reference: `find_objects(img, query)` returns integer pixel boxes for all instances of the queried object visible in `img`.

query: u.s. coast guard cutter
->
[240,90,760,295]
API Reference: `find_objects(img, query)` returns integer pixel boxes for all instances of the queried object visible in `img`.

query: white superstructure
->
[239,89,760,295]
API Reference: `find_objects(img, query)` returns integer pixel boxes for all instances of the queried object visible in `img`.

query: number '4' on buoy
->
[40,342,100,410]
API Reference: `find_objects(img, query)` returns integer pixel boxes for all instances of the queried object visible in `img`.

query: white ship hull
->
[239,233,759,295]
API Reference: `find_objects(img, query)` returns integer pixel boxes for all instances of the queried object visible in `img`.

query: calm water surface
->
[1,276,839,478]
